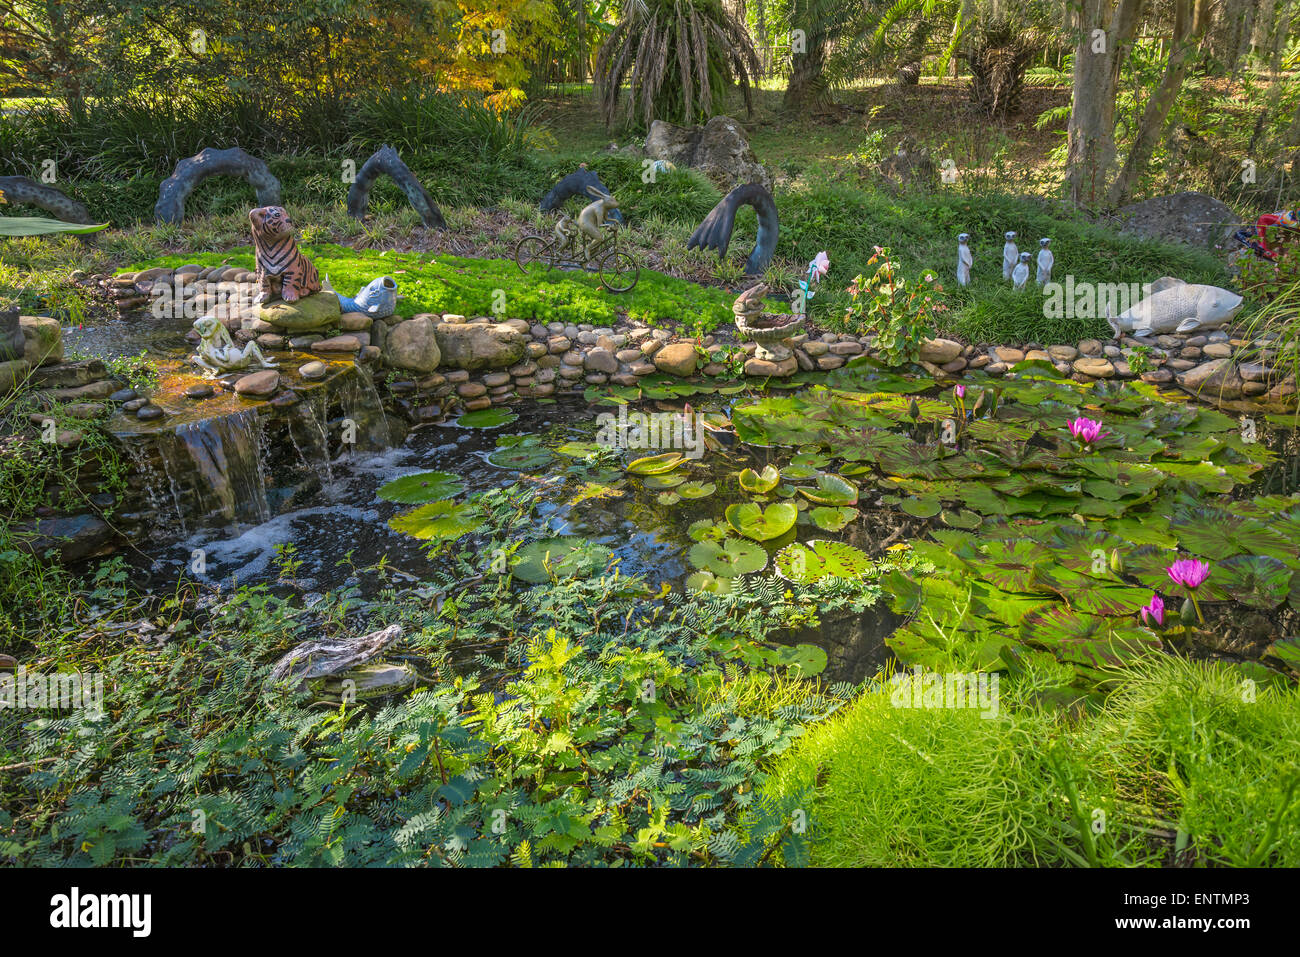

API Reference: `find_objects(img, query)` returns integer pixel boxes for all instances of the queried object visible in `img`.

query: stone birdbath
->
[733,283,803,361]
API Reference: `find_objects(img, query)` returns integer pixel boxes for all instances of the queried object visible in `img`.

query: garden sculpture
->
[1233,207,1299,261]
[1012,252,1032,290]
[687,183,780,275]
[956,233,973,287]
[1002,231,1018,280]
[249,206,322,304]
[1106,277,1243,337]
[577,186,621,257]
[1036,238,1054,285]
[336,275,398,318]
[540,166,624,225]
[797,251,830,308]
[733,283,803,362]
[191,316,278,376]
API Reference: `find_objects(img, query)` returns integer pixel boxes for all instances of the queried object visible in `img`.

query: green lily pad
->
[738,465,780,493]
[486,445,554,470]
[678,481,717,499]
[627,451,687,474]
[1215,554,1294,609]
[687,519,728,542]
[901,496,941,518]
[685,570,736,595]
[798,474,859,506]
[376,470,463,504]
[656,491,682,505]
[555,441,603,457]
[774,643,828,677]
[456,408,517,428]
[688,537,768,577]
[512,537,613,584]
[809,506,857,532]
[725,502,799,541]
[774,540,873,584]
[387,500,482,541]
[643,473,685,489]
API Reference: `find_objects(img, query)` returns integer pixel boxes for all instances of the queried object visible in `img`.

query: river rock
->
[185,383,215,399]
[653,342,699,377]
[745,355,798,377]
[1073,357,1115,378]
[383,316,442,373]
[30,358,105,389]
[433,322,525,371]
[1116,191,1239,250]
[259,290,341,331]
[18,513,113,563]
[312,335,362,353]
[299,361,328,380]
[1176,358,1243,400]
[136,403,165,421]
[234,370,281,397]
[918,338,962,364]
[19,315,62,366]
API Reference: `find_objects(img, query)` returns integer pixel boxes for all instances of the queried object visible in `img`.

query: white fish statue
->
[1106,277,1243,337]
[1011,252,1031,290]
[335,275,398,318]
[956,233,972,287]
[1036,238,1053,285]
[1002,231,1018,280]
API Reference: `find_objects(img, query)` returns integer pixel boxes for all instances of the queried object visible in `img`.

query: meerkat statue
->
[1002,231,1019,280]
[957,233,973,287]
[1036,237,1053,285]
[1012,251,1032,290]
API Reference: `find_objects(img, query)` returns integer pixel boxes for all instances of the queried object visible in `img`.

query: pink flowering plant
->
[843,246,945,367]
[1068,416,1110,448]
[1167,558,1211,624]
[1138,593,1164,628]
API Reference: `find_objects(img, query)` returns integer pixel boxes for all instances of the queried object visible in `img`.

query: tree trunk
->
[1107,0,1208,206]
[783,26,832,113]
[1064,0,1143,206]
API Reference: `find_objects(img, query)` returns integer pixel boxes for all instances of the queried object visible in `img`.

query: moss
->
[126,244,765,331]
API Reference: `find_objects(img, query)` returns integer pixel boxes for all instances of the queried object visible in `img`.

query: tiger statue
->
[249,206,321,304]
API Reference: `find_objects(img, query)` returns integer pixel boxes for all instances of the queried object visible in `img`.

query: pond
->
[123,353,1300,697]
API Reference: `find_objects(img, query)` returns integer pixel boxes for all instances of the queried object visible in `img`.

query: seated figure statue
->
[191,316,278,377]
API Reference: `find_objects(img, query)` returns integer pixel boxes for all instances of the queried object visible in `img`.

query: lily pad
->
[456,408,517,428]
[678,481,717,499]
[512,537,613,584]
[774,643,828,676]
[809,506,857,532]
[685,570,735,595]
[627,451,687,475]
[387,500,482,541]
[643,473,685,489]
[798,474,859,506]
[687,519,728,542]
[688,537,768,577]
[775,540,873,584]
[376,470,463,504]
[738,465,780,494]
[901,496,941,519]
[486,445,554,470]
[725,502,799,541]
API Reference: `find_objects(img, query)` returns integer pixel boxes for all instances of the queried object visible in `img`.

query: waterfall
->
[170,408,272,527]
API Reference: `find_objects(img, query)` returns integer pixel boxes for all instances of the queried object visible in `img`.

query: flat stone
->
[299,361,328,380]
[136,403,165,421]
[628,361,656,376]
[940,358,968,373]
[109,388,137,403]
[462,396,492,411]
[1202,342,1233,359]
[339,313,373,332]
[829,341,862,356]
[259,290,341,331]
[1239,362,1271,383]
[49,380,116,402]
[270,390,300,409]
[434,323,525,371]
[548,336,572,354]
[1141,368,1174,384]
[640,339,664,357]
[1167,359,1197,372]
[482,372,511,388]
[289,335,323,349]
[615,349,642,363]
[526,342,548,359]
[256,334,287,350]
[1242,380,1268,396]
[1073,357,1115,378]
[802,341,829,357]
[993,346,1024,363]
[234,370,280,397]
[1176,358,1243,400]
[1048,345,1078,361]
[816,355,845,371]
[29,359,106,389]
[653,342,699,377]
[122,397,147,412]
[456,382,488,398]
[744,355,798,377]
[185,383,215,399]
[984,362,1008,376]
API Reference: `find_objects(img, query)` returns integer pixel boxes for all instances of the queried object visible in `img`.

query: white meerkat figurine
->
[1036,237,1053,285]
[1012,251,1032,290]
[956,233,973,287]
[1002,231,1018,280]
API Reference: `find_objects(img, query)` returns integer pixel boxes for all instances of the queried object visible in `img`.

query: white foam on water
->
[188,504,383,582]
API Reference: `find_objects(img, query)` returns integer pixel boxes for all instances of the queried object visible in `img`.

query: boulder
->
[29,358,106,389]
[653,342,699,377]
[1116,191,1239,251]
[19,315,62,366]
[19,514,114,563]
[0,306,23,361]
[384,316,443,373]
[433,322,525,371]
[258,290,341,332]
[1176,358,1243,401]
[644,116,772,191]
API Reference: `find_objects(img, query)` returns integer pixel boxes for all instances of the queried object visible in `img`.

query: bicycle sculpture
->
[515,185,640,293]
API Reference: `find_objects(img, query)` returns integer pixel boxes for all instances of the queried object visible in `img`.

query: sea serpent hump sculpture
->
[0,176,94,225]
[347,145,445,229]
[540,168,624,225]
[687,183,779,276]
[154,147,282,225]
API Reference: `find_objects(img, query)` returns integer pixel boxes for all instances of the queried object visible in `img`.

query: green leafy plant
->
[843,246,945,366]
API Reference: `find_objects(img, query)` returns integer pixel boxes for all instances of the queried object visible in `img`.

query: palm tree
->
[594,0,762,128]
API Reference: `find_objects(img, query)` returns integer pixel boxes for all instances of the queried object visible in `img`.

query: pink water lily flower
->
[954,385,966,399]
[1068,416,1109,445]
[1167,559,1210,590]
[810,251,830,278]
[1139,593,1164,627]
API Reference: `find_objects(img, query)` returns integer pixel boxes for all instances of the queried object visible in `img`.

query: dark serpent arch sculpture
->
[0,176,93,224]
[154,147,281,225]
[347,145,445,229]
[687,183,779,276]
[540,168,624,225]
